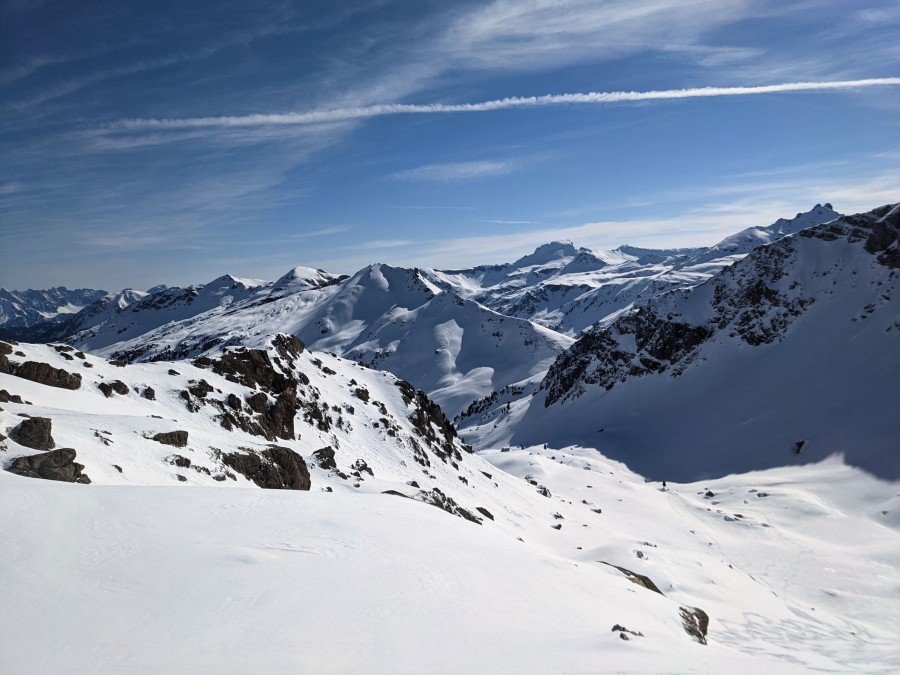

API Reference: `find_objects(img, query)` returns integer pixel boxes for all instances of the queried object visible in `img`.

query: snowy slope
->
[75,264,568,418]
[426,205,841,335]
[2,437,897,672]
[491,204,900,480]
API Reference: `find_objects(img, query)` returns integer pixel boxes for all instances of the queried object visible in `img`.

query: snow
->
[2,202,899,673]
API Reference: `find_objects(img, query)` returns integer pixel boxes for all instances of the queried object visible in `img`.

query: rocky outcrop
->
[311,446,337,470]
[220,446,311,490]
[679,606,710,645]
[7,448,91,483]
[9,416,55,450]
[152,430,189,447]
[542,204,899,405]
[11,361,82,390]
[98,380,129,398]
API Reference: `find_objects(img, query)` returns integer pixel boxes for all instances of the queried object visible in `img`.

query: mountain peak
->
[512,241,580,268]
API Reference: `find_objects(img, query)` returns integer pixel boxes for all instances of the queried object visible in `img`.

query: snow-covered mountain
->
[425,204,841,335]
[3,335,898,672]
[0,286,108,329]
[60,264,567,418]
[2,202,899,673]
[470,203,900,481]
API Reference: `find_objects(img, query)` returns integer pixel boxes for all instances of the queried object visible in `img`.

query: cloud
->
[361,239,415,249]
[105,78,900,132]
[390,160,518,182]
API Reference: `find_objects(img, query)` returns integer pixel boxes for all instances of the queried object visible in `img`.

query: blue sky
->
[2,0,898,291]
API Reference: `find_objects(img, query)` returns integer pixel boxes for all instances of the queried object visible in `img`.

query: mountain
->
[485,203,900,480]
[425,205,842,335]
[2,203,899,673]
[55,264,567,418]
[0,286,108,329]
[2,336,898,672]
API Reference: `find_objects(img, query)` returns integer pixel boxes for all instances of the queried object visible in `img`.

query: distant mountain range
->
[3,201,899,672]
[2,201,897,479]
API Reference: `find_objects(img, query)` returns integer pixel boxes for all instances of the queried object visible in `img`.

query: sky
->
[1,0,899,292]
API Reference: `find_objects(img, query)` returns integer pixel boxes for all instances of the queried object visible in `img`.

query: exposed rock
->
[142,387,156,401]
[476,507,494,521]
[311,446,337,470]
[220,446,311,490]
[168,454,191,468]
[188,379,213,399]
[152,430,189,448]
[271,334,305,362]
[0,341,13,355]
[111,380,129,395]
[679,606,710,645]
[97,382,113,398]
[13,361,81,390]
[600,562,664,595]
[0,389,24,404]
[7,448,90,483]
[410,487,482,524]
[9,416,54,450]
[226,393,242,411]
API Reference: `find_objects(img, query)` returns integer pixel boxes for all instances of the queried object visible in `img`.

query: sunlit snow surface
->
[0,342,897,672]
[2,448,897,673]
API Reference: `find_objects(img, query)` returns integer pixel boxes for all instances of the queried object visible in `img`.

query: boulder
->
[7,448,90,483]
[152,430,188,447]
[9,416,55,450]
[13,361,81,390]
[221,446,311,490]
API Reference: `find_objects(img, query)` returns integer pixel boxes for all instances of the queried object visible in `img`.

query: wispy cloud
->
[362,239,414,249]
[105,78,900,132]
[390,160,517,182]
[289,226,351,238]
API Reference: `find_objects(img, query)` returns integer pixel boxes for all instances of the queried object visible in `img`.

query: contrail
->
[111,78,900,130]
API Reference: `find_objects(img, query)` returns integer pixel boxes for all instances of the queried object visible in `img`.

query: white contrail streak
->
[111,78,900,130]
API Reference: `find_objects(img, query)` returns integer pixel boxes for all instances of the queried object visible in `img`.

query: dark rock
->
[411,487,482,524]
[312,446,337,470]
[248,391,268,413]
[611,624,644,638]
[188,379,213,399]
[354,387,370,403]
[679,606,709,645]
[221,446,311,490]
[109,359,126,367]
[271,334,305,361]
[13,361,81,390]
[168,369,180,376]
[9,416,54,450]
[113,464,123,473]
[152,430,189,447]
[110,380,129,395]
[0,389,24,404]
[476,507,494,521]
[168,454,191,468]
[142,387,156,401]
[176,474,188,482]
[226,393,242,411]
[97,382,113,398]
[600,562,664,595]
[7,448,90,483]
[0,341,13,356]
